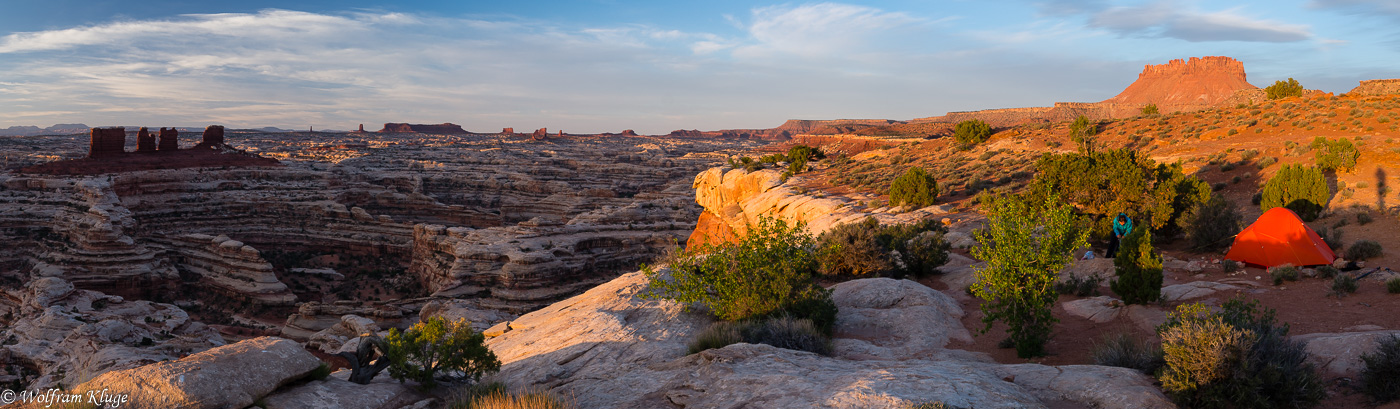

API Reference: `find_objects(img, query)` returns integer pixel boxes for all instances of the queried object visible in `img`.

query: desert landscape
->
[4,2,1400,409]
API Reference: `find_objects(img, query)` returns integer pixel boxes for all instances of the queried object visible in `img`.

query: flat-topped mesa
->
[197,125,225,147]
[158,127,179,151]
[1103,56,1256,107]
[88,127,126,158]
[1347,79,1400,96]
[136,127,156,152]
[378,123,468,133]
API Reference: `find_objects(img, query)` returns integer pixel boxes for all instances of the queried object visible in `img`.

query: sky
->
[0,0,1398,134]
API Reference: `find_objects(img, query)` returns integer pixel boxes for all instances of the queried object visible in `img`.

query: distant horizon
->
[3,1,1398,134]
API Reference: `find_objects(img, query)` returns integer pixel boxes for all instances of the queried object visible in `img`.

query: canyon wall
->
[1347,79,1400,96]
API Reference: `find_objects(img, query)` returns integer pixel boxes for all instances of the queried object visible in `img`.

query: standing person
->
[1107,212,1133,258]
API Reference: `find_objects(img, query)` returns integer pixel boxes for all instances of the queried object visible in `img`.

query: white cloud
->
[1086,1,1311,42]
[733,3,925,59]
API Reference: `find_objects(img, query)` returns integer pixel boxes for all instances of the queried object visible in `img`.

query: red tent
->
[1225,207,1335,267]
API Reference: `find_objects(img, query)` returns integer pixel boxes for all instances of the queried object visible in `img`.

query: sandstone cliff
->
[1346,79,1400,96]
[1103,56,1258,108]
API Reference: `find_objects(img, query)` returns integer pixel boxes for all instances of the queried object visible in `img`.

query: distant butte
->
[20,125,280,175]
[1103,56,1257,107]
[378,123,467,134]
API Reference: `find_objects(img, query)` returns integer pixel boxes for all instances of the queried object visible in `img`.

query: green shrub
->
[687,316,833,356]
[1358,212,1374,225]
[643,216,836,334]
[1256,156,1277,168]
[1317,226,1345,252]
[1222,259,1240,273]
[1311,136,1361,172]
[1387,278,1400,294]
[971,192,1089,358]
[1259,164,1329,221]
[877,219,950,278]
[309,362,332,381]
[1091,332,1164,374]
[1316,265,1339,279]
[1056,274,1102,297]
[1346,239,1384,261]
[1112,228,1163,304]
[954,119,993,147]
[816,218,893,276]
[385,317,501,390]
[1158,299,1325,409]
[1332,274,1358,297]
[785,144,823,174]
[1361,335,1400,403]
[1029,149,1210,238]
[1185,194,1243,252]
[1141,103,1160,116]
[1265,78,1304,100]
[888,167,939,208]
[1269,265,1299,285]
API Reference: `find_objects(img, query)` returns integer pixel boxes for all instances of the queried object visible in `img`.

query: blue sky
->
[1,0,1397,134]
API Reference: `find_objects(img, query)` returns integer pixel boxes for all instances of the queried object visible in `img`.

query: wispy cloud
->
[733,3,926,59]
[1089,1,1311,42]
[1308,0,1400,16]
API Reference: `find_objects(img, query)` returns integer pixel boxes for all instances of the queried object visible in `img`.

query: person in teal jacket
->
[1106,212,1133,258]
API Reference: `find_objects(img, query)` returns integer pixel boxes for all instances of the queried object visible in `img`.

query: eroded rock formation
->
[1103,56,1257,108]
[1347,79,1400,96]
[87,127,126,158]
[199,125,225,147]
[377,123,468,134]
[158,127,179,151]
[136,127,155,153]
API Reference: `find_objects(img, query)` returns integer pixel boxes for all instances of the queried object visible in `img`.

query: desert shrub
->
[1112,228,1163,304]
[1346,239,1384,261]
[816,218,893,276]
[1256,156,1277,168]
[1269,265,1299,285]
[687,321,746,354]
[1029,149,1210,238]
[972,192,1089,358]
[1158,299,1324,409]
[1387,278,1400,294]
[889,167,939,208]
[1056,274,1101,297]
[743,316,833,355]
[1332,274,1359,297]
[1317,265,1339,279]
[1092,332,1164,374]
[1185,194,1243,252]
[1265,78,1304,100]
[1259,164,1329,221]
[385,317,501,390]
[1358,212,1374,225]
[1070,115,1098,153]
[1141,103,1160,116]
[643,216,836,334]
[309,362,332,381]
[817,218,949,279]
[954,119,993,148]
[785,144,823,174]
[1316,226,1345,252]
[1361,335,1400,403]
[458,389,575,409]
[1311,136,1361,172]
[1222,259,1240,273]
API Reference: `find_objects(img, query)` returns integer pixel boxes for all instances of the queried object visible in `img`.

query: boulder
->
[993,364,1177,409]
[1160,281,1240,302]
[830,278,975,360]
[1293,330,1400,378]
[1062,296,1124,323]
[71,337,321,409]
[262,375,420,409]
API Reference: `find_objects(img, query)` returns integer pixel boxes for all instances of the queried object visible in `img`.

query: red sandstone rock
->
[377,123,468,133]
[1347,79,1400,96]
[531,128,548,140]
[88,127,126,158]
[200,125,225,147]
[1102,56,1257,107]
[620,129,638,137]
[502,127,514,134]
[158,127,179,151]
[136,127,156,152]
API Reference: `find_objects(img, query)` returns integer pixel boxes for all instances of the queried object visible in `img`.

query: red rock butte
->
[1102,56,1257,107]
[22,125,280,175]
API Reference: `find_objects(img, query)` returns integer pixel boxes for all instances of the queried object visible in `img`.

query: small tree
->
[1185,194,1243,252]
[1265,78,1304,100]
[1111,228,1163,305]
[1070,115,1098,153]
[888,167,939,208]
[1141,103,1160,116]
[1311,136,1360,172]
[1260,164,1329,221]
[385,317,500,390]
[954,119,993,147]
[972,192,1089,358]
